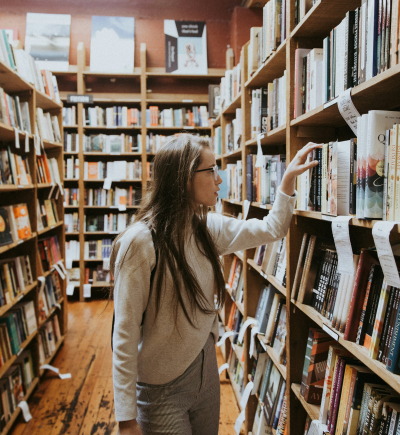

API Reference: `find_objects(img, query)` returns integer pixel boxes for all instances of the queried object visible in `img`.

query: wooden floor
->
[10,300,240,435]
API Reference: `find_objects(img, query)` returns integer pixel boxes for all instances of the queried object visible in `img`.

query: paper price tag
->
[38,276,46,293]
[103,257,110,271]
[66,283,75,296]
[218,363,229,375]
[118,204,127,211]
[337,88,361,136]
[53,264,66,280]
[217,331,235,347]
[332,216,355,275]
[243,200,251,220]
[83,284,91,298]
[255,134,265,168]
[14,127,20,149]
[234,409,245,435]
[372,222,400,288]
[65,258,73,270]
[34,135,41,156]
[103,177,112,190]
[40,364,71,379]
[24,133,29,152]
[18,401,32,422]
[238,317,258,344]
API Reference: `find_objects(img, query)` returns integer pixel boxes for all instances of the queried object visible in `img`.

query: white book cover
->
[25,13,71,71]
[90,16,135,73]
[164,20,207,75]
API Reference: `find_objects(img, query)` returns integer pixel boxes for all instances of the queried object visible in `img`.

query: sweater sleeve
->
[208,188,297,255]
[112,225,156,421]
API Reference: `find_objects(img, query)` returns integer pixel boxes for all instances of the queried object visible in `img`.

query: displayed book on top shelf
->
[90,16,135,74]
[164,20,207,75]
[25,13,71,72]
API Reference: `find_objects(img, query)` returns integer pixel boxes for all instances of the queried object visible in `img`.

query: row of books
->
[0,34,61,103]
[64,156,79,180]
[0,147,32,186]
[146,106,209,128]
[0,300,37,358]
[64,188,79,206]
[38,315,62,365]
[254,237,286,282]
[293,233,400,374]
[0,88,31,132]
[65,213,79,233]
[246,154,286,206]
[227,257,244,306]
[212,127,222,156]
[248,0,287,78]
[84,106,141,128]
[83,160,142,180]
[225,109,243,154]
[84,213,134,233]
[63,133,78,153]
[223,161,243,202]
[62,107,76,126]
[36,198,59,231]
[67,268,80,284]
[250,343,287,434]
[0,255,33,306]
[36,108,62,143]
[36,151,62,186]
[0,348,35,429]
[85,187,141,207]
[83,133,141,153]
[84,239,112,260]
[251,76,287,138]
[38,235,62,272]
[294,0,317,25]
[84,265,110,285]
[38,273,63,323]
[65,240,80,262]
[0,204,32,247]
[219,61,241,111]
[300,328,400,435]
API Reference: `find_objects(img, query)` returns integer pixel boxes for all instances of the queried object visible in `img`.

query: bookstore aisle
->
[9,301,241,435]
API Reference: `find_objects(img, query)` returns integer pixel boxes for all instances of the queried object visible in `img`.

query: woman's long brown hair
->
[109,134,226,327]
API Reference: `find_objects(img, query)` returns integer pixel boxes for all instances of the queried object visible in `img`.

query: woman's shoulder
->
[114,221,155,265]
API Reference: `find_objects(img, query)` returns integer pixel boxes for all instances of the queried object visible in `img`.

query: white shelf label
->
[322,324,339,341]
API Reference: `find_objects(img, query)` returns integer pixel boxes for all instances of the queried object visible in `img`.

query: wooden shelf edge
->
[291,383,320,421]
[0,234,37,255]
[256,334,287,381]
[247,259,286,297]
[39,336,65,377]
[37,221,64,236]
[0,281,37,319]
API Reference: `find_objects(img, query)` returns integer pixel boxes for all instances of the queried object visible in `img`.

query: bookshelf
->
[0,56,67,433]
[53,42,224,301]
[212,0,400,433]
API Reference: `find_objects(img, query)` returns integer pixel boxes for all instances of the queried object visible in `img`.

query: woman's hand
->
[118,419,143,435]
[280,142,323,196]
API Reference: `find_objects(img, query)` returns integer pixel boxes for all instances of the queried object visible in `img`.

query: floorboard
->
[10,300,240,435]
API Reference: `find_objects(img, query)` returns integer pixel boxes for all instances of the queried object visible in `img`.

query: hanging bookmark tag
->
[249,327,259,358]
[65,257,73,270]
[234,409,245,435]
[337,88,361,136]
[52,264,66,280]
[332,216,355,276]
[243,199,251,220]
[18,401,32,422]
[239,381,254,409]
[238,317,257,344]
[38,276,46,293]
[48,184,56,199]
[34,135,41,156]
[217,331,235,347]
[57,260,67,275]
[218,363,229,375]
[83,284,91,298]
[14,127,20,149]
[25,132,30,152]
[40,364,71,379]
[57,182,64,196]
[103,177,112,190]
[103,257,110,271]
[66,283,75,296]
[255,134,265,168]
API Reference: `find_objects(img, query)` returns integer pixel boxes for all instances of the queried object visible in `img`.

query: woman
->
[111,134,320,435]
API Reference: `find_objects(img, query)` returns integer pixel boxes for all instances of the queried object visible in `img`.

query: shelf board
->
[37,183,57,189]
[84,205,140,209]
[83,179,142,182]
[223,148,243,159]
[291,0,362,39]
[37,221,64,236]
[83,68,142,78]
[36,90,62,111]
[146,94,208,104]
[291,63,400,128]
[0,377,39,435]
[256,333,287,380]
[65,232,79,236]
[64,151,79,155]
[83,152,142,157]
[90,283,111,288]
[291,383,320,421]
[63,179,79,183]
[84,258,105,262]
[63,125,78,128]
[245,124,287,147]
[51,65,78,75]
[222,92,242,115]
[0,233,36,255]
[222,198,243,206]
[0,331,38,381]
[0,184,34,192]
[251,202,273,210]
[146,126,210,130]
[212,114,221,128]
[146,67,225,78]
[0,123,32,142]
[0,61,33,93]
[245,40,287,88]
[84,231,119,235]
[0,281,37,319]
[64,206,79,209]
[84,126,141,130]
[39,336,65,377]
[42,139,63,150]
[247,259,286,296]
[293,300,400,395]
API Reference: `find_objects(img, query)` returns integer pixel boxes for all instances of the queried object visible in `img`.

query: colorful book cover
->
[90,16,135,73]
[0,208,13,246]
[263,363,283,425]
[164,20,207,75]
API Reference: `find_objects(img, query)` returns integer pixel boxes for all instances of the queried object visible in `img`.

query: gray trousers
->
[136,334,220,435]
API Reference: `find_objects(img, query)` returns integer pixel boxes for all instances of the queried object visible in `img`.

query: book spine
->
[386,300,400,373]
[378,286,395,362]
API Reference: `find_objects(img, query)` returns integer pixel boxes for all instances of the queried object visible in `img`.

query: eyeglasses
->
[195,165,219,180]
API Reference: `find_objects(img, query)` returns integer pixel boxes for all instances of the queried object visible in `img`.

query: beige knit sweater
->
[112,188,297,421]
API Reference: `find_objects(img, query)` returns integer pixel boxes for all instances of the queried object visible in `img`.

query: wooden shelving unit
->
[53,42,223,301]
[0,58,67,435]
[211,0,400,433]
